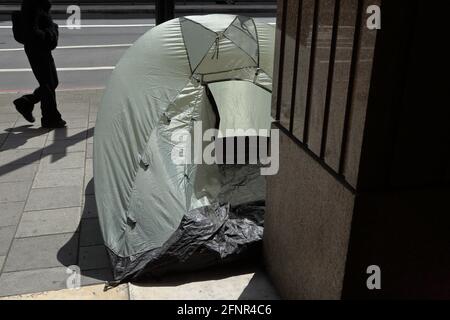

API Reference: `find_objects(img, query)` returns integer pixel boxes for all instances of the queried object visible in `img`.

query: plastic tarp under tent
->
[94,14,275,283]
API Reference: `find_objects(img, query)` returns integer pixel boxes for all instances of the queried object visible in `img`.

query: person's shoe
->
[41,119,67,129]
[14,97,35,123]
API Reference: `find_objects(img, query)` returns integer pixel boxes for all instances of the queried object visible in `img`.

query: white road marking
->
[0,66,115,73]
[59,24,155,28]
[0,44,132,52]
[0,86,106,94]
[0,24,154,29]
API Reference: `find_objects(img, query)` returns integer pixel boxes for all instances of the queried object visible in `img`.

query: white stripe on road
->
[0,44,132,52]
[0,86,106,94]
[0,66,115,73]
[62,24,154,28]
[0,24,154,29]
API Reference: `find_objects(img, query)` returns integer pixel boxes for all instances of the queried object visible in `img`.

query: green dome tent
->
[94,14,275,282]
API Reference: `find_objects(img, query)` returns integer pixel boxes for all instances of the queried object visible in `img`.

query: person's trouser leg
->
[25,48,62,124]
[22,89,40,105]
[39,84,61,123]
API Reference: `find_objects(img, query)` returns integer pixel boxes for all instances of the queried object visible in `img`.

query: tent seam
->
[178,18,194,73]
[183,16,222,35]
[222,34,259,66]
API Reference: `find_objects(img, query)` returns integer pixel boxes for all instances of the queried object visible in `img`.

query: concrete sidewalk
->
[1,266,278,300]
[0,89,278,299]
[0,89,106,297]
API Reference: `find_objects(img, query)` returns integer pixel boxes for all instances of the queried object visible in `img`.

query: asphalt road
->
[0,17,275,93]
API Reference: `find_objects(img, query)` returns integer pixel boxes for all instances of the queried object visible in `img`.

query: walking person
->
[13,0,66,128]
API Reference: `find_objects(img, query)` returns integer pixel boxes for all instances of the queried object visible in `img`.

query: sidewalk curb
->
[0,283,130,300]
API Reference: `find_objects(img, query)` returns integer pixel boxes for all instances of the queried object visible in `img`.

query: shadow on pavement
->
[57,179,113,286]
[0,125,49,152]
[0,126,94,178]
[237,270,280,300]
[134,260,260,288]
[56,177,277,299]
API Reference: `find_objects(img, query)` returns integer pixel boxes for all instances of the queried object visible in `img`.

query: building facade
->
[265,0,450,299]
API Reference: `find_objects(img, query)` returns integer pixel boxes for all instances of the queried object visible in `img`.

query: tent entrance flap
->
[207,81,272,138]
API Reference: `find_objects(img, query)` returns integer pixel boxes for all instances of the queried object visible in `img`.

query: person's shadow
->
[0,125,50,152]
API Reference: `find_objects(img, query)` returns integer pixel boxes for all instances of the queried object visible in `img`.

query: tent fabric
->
[208,81,272,138]
[94,15,275,282]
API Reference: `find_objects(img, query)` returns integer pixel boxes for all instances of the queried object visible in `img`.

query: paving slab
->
[3,126,49,138]
[0,202,24,227]
[4,233,79,272]
[42,139,87,155]
[38,152,85,170]
[0,226,15,256]
[0,91,104,298]
[0,133,7,144]
[0,108,16,116]
[86,143,93,159]
[0,94,19,106]
[80,218,104,247]
[32,167,85,189]
[0,122,16,131]
[0,284,128,300]
[84,159,94,195]
[81,268,113,286]
[129,268,280,300]
[58,101,90,111]
[59,109,90,117]
[56,91,91,103]
[62,118,89,129]
[0,148,42,166]
[61,112,91,120]
[0,267,69,297]
[82,195,98,219]
[0,135,48,151]
[79,245,110,271]
[48,128,89,141]
[25,186,83,212]
[62,115,89,122]
[0,163,38,183]
[88,113,97,123]
[16,207,81,238]
[13,119,41,127]
[0,181,32,203]
[0,114,18,124]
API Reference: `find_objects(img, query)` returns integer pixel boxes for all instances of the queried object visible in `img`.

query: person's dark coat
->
[21,0,59,51]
